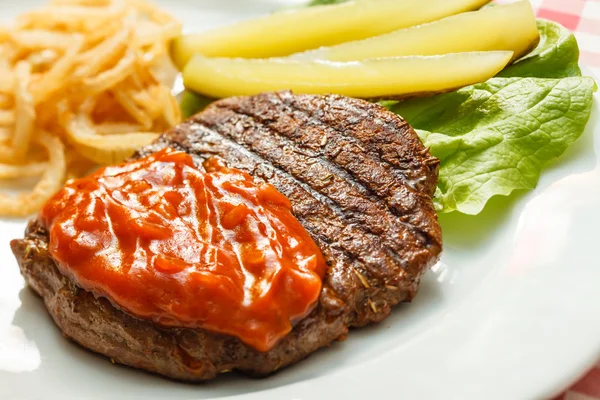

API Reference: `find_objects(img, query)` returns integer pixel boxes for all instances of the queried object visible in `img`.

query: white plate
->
[1,1,600,399]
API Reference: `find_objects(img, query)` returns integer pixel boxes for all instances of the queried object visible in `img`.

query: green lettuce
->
[180,91,214,118]
[388,77,596,214]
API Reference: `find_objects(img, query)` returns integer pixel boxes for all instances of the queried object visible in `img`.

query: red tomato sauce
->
[40,148,326,352]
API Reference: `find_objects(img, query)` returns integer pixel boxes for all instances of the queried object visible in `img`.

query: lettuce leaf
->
[499,19,581,78]
[388,77,596,214]
[180,90,214,118]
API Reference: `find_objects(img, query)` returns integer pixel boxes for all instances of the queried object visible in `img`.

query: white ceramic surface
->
[1,1,600,399]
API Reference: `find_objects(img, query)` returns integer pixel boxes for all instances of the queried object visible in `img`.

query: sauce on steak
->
[39,148,327,352]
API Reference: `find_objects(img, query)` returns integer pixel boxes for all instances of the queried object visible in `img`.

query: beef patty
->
[11,91,442,381]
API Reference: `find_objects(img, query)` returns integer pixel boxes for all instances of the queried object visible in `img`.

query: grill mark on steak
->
[12,92,442,381]
[282,95,442,244]
[196,109,433,265]
[274,92,436,193]
[197,114,417,268]
[284,93,439,193]
[204,94,441,249]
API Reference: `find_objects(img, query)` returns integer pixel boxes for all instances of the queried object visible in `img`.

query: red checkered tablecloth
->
[496,1,600,398]
[535,0,600,78]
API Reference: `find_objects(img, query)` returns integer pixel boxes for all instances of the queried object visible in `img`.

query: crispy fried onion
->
[0,0,181,216]
[0,132,66,217]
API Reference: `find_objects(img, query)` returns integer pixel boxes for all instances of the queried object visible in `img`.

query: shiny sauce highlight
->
[40,148,326,352]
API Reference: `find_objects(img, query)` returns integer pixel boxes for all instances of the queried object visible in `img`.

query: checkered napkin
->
[495,1,600,398]
[536,0,600,78]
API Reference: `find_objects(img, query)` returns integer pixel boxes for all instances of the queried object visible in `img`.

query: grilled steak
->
[11,91,442,381]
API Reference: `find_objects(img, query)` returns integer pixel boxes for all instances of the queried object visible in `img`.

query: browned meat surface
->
[11,91,442,381]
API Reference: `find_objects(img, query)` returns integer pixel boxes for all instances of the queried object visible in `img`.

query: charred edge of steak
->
[11,91,442,381]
